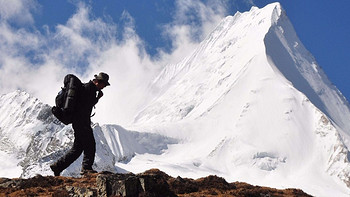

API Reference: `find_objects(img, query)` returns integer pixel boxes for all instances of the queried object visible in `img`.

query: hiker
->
[50,72,110,176]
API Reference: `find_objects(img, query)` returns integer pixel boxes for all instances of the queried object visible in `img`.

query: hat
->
[94,72,110,86]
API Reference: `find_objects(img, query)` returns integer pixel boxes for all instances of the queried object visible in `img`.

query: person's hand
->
[97,90,104,99]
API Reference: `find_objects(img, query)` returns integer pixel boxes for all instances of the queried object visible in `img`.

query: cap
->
[94,72,110,86]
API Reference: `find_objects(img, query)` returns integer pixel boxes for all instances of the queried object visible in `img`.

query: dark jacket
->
[74,80,99,125]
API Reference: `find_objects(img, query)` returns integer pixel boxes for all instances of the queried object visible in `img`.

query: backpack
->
[52,74,82,125]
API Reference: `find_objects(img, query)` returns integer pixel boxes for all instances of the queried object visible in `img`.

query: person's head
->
[93,72,110,90]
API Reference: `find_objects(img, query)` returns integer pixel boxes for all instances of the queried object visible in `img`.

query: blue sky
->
[0,0,349,123]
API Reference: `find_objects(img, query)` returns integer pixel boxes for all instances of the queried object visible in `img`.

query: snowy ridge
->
[135,3,283,124]
[100,124,176,163]
[0,90,174,178]
[0,90,64,177]
[264,4,350,136]
[0,90,54,155]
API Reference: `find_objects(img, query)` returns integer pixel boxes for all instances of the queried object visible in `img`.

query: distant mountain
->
[1,3,350,196]
[0,90,175,178]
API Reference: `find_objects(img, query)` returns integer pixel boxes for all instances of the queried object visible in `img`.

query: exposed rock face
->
[0,169,311,196]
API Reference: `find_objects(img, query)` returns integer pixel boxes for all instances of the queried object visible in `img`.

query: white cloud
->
[0,0,230,125]
[0,0,37,25]
[157,0,228,66]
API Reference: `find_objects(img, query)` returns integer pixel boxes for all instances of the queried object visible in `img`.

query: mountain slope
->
[135,3,350,131]
[264,5,350,136]
[0,90,175,178]
[129,3,350,196]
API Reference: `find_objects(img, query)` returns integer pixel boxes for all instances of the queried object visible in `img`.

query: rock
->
[0,169,312,197]
[96,170,176,197]
[66,186,97,197]
[97,173,141,197]
[138,170,176,197]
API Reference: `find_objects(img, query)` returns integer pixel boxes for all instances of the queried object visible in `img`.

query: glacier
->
[1,2,350,196]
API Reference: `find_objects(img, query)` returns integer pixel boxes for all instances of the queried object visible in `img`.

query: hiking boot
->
[80,169,98,175]
[50,164,61,176]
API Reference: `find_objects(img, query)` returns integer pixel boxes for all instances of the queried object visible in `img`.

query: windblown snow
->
[1,3,350,196]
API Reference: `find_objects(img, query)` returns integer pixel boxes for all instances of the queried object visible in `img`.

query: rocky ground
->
[0,169,311,197]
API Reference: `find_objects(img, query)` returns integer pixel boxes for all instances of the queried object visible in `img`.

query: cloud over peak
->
[0,0,231,125]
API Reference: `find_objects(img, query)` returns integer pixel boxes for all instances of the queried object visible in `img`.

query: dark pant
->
[54,121,96,172]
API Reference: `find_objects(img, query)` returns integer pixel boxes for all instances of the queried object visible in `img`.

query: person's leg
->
[50,133,84,176]
[81,126,96,171]
[50,123,85,176]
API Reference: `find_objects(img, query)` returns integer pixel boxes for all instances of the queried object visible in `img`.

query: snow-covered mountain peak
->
[130,3,350,196]
[149,2,283,96]
[135,2,350,136]
[264,3,350,135]
[134,2,287,125]
[0,90,52,150]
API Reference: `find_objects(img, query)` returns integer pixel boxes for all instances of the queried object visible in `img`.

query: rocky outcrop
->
[0,169,311,197]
